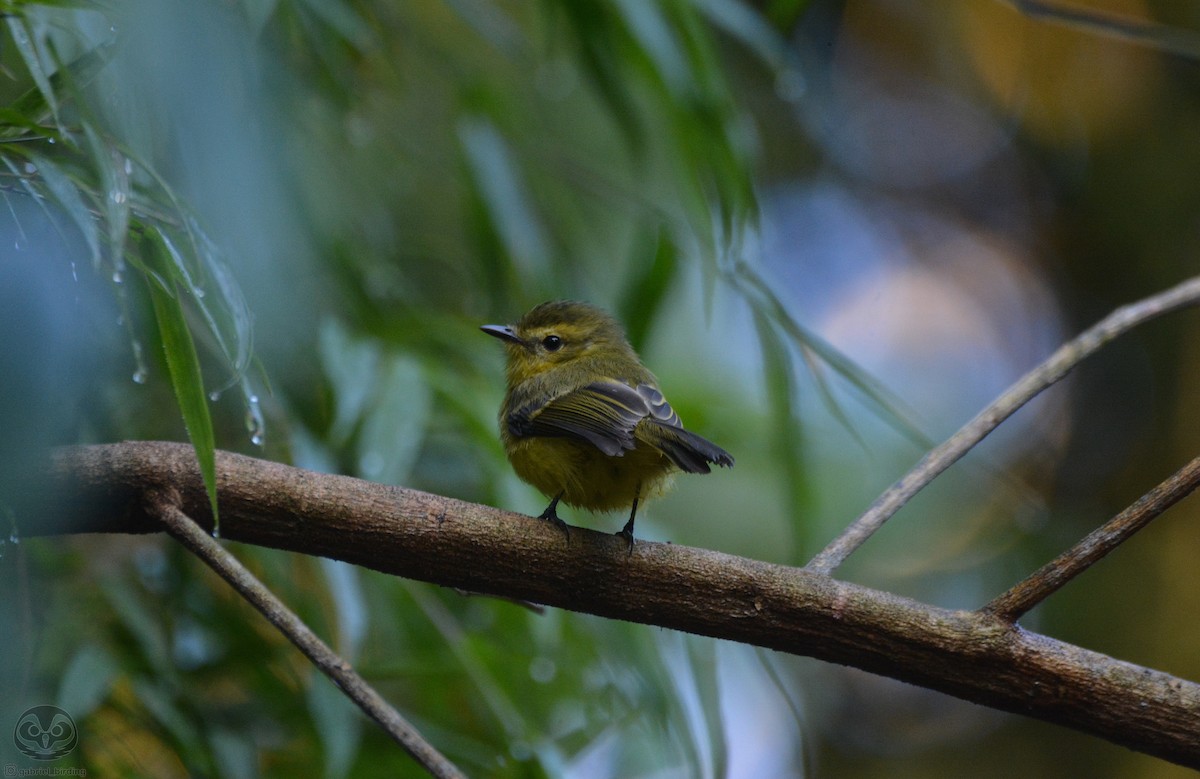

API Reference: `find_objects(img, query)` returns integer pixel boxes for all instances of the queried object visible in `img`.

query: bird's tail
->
[641,422,734,474]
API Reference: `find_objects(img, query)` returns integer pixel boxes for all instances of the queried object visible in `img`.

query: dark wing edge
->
[640,420,734,474]
[633,384,734,474]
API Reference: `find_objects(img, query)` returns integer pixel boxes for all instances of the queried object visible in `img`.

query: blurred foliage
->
[1,1,1200,777]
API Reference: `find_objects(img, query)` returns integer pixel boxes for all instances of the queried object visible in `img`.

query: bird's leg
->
[538,492,570,543]
[616,495,640,555]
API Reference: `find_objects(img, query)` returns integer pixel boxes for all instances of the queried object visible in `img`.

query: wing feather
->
[508,380,734,471]
[508,381,647,456]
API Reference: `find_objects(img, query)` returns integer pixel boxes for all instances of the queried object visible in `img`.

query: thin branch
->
[984,457,1200,623]
[148,491,466,779]
[26,441,1200,770]
[806,275,1200,575]
[999,0,1200,60]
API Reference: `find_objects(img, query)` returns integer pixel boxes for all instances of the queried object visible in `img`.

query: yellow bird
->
[482,300,733,548]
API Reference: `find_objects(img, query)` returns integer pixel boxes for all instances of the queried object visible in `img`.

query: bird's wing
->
[508,380,651,456]
[509,381,734,473]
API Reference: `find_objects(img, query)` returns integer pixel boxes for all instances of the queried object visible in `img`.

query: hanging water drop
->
[211,525,220,540]
[208,390,221,402]
[130,340,148,381]
[245,392,265,446]
[70,261,79,282]
[112,269,123,284]
[8,531,18,545]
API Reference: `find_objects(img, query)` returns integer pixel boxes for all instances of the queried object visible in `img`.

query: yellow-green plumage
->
[481,300,733,546]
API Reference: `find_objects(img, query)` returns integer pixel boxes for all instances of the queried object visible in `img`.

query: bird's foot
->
[615,516,637,556]
[615,499,638,556]
[614,527,635,555]
[538,498,570,544]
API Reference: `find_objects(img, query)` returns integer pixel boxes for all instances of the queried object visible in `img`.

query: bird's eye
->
[541,335,563,352]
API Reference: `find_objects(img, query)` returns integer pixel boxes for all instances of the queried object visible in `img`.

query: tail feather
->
[640,421,734,474]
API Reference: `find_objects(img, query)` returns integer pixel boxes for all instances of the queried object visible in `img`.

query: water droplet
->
[208,390,221,402]
[8,531,18,545]
[245,393,265,446]
[129,339,148,385]
[193,287,205,299]
[124,158,133,176]
[109,189,127,204]
[211,524,220,539]
[47,137,55,144]
[13,241,19,251]
[112,269,123,284]
[70,261,79,282]
[23,162,36,174]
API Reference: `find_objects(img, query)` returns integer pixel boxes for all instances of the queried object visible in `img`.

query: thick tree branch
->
[807,275,1200,575]
[984,457,1200,622]
[20,441,1200,769]
[150,493,466,779]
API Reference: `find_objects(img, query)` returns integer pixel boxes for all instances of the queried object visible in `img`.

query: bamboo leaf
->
[146,235,220,533]
[4,16,59,129]
[26,151,102,266]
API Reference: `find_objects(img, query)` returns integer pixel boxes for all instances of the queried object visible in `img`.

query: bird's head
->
[481,300,634,385]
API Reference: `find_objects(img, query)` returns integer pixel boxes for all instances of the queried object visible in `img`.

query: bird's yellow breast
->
[506,435,676,512]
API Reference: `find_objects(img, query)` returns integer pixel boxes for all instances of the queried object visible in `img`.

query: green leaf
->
[56,644,119,718]
[620,228,678,352]
[146,234,220,533]
[458,117,551,278]
[319,318,381,445]
[102,576,173,678]
[131,678,208,767]
[306,671,363,779]
[157,222,255,394]
[26,151,102,266]
[295,0,376,50]
[4,16,59,129]
[319,558,368,662]
[209,728,258,779]
[356,353,430,486]
[694,0,792,70]
[82,124,131,271]
[751,308,811,524]
[732,260,931,449]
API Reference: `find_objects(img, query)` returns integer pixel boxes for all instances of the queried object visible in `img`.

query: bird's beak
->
[480,324,523,345]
